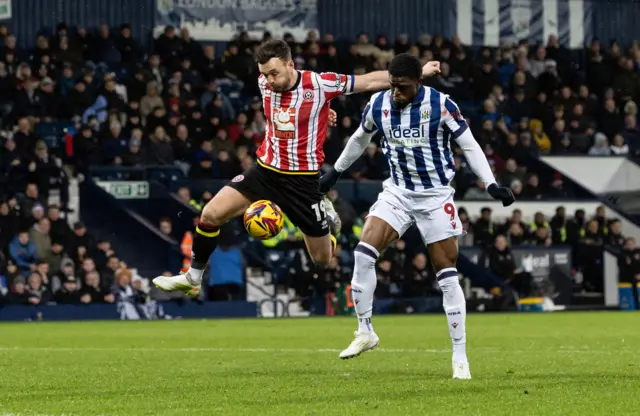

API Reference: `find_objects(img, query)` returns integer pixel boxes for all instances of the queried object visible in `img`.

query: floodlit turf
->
[0,312,639,416]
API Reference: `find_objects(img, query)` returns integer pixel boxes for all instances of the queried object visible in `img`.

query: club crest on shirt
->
[303,90,314,102]
[421,109,429,119]
[273,107,296,139]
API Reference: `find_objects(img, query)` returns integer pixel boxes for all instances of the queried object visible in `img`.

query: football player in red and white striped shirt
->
[154,40,440,296]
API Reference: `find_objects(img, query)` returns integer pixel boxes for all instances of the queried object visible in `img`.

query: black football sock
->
[191,221,220,270]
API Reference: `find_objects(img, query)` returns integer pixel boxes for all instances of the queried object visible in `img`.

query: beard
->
[269,72,295,92]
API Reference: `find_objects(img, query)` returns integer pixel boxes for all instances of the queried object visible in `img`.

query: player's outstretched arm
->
[455,129,515,207]
[351,61,441,93]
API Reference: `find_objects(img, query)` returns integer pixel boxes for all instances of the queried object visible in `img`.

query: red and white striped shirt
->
[256,71,354,174]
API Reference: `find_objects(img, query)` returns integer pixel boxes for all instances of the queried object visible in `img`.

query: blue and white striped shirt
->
[361,86,468,191]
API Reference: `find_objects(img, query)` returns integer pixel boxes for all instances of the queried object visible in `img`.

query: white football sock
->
[352,242,379,333]
[437,269,467,364]
[187,267,204,284]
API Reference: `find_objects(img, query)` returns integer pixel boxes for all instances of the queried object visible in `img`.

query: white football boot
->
[339,331,380,359]
[323,196,342,236]
[452,361,472,379]
[152,272,201,296]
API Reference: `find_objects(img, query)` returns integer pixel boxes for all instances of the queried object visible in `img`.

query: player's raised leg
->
[421,201,470,379]
[153,185,251,295]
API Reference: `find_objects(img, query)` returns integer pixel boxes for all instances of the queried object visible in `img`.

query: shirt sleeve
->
[454,128,497,187]
[319,72,355,100]
[440,96,469,138]
[359,101,377,134]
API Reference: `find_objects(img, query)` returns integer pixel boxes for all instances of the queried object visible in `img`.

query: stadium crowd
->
[1,22,640,307]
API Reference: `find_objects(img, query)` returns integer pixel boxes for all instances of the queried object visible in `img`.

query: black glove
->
[319,168,342,194]
[488,183,516,207]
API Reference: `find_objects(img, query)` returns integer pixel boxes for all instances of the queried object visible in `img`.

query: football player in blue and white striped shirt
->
[320,53,515,379]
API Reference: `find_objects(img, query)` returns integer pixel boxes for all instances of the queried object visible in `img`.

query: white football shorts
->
[367,179,463,245]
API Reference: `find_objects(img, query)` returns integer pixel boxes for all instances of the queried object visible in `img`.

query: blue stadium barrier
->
[0,301,258,321]
[618,283,637,311]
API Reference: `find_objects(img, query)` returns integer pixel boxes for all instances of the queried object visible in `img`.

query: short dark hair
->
[255,40,291,64]
[389,53,422,81]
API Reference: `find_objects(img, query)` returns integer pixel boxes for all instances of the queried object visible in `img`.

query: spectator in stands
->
[54,275,81,304]
[382,239,410,276]
[68,221,94,261]
[549,206,569,245]
[610,134,629,155]
[500,159,524,187]
[29,217,51,262]
[473,207,494,247]
[80,270,115,304]
[101,255,120,289]
[53,258,76,290]
[7,275,30,305]
[528,211,550,239]
[374,259,395,299]
[589,132,611,155]
[26,271,50,304]
[593,205,608,236]
[618,237,640,306]
[578,219,604,292]
[0,200,19,251]
[73,125,100,174]
[523,173,544,200]
[47,204,71,246]
[19,183,42,223]
[489,235,533,298]
[47,240,66,276]
[34,261,53,293]
[111,267,145,319]
[464,179,491,201]
[530,119,551,153]
[159,217,173,238]
[93,240,115,271]
[9,230,37,276]
[404,253,432,297]
[140,82,164,121]
[566,209,586,246]
[606,219,626,249]
[121,137,145,167]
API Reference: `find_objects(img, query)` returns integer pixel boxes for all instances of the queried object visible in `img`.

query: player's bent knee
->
[200,204,225,228]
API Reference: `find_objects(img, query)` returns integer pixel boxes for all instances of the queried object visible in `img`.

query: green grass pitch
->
[1,312,639,416]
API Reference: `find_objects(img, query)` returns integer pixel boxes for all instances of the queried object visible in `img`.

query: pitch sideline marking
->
[0,346,618,354]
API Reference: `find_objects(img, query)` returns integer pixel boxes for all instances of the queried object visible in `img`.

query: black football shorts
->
[227,164,329,237]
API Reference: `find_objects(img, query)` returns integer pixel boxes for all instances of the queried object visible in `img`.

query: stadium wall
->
[317,0,640,45]
[4,0,640,48]
[590,0,640,45]
[317,0,455,41]
[7,0,155,48]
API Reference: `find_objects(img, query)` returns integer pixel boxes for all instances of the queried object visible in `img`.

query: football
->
[243,200,285,240]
